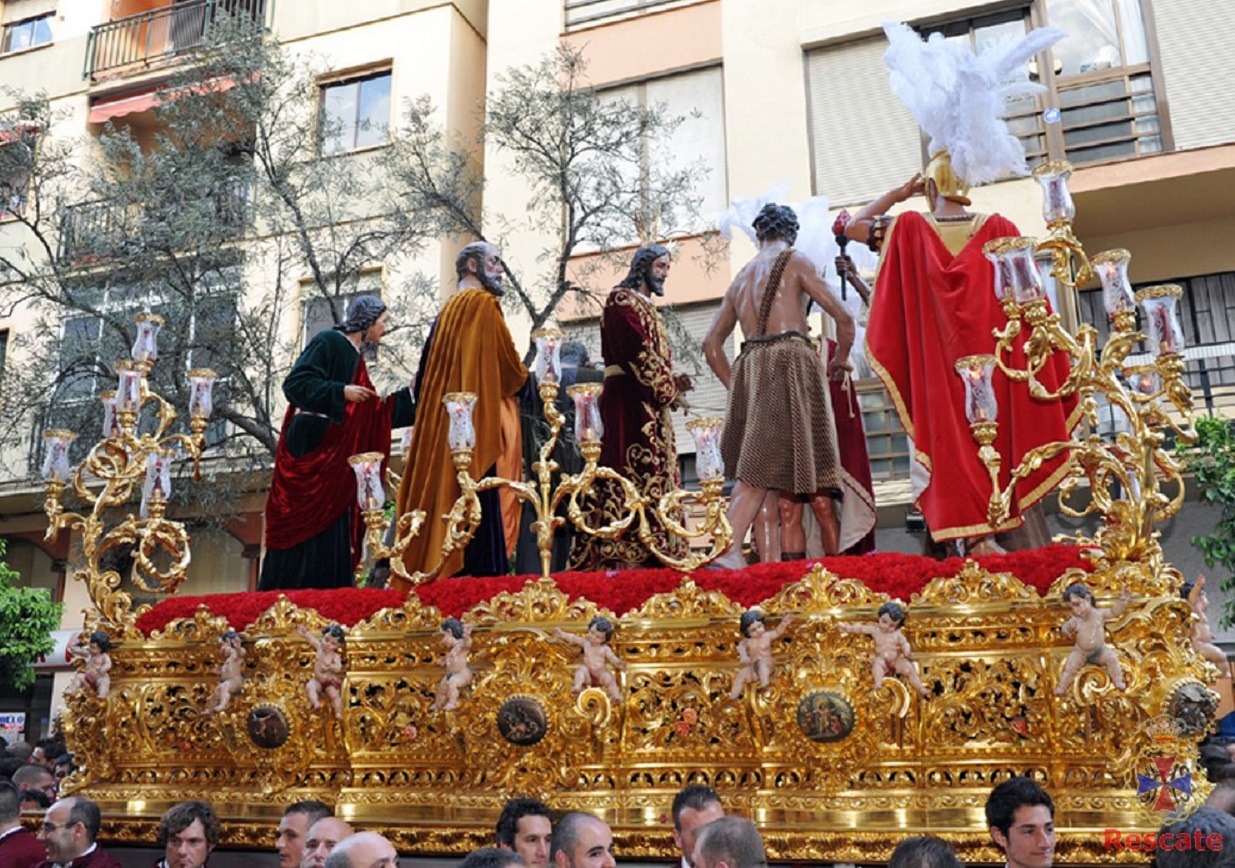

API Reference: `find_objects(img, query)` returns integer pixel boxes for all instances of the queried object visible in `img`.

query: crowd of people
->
[8,767,1229,868]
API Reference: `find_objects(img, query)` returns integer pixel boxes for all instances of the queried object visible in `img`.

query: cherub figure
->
[67,630,112,700]
[1056,583,1131,695]
[297,624,346,719]
[838,601,930,698]
[730,610,795,700]
[1184,575,1228,668]
[204,630,245,715]
[431,617,474,712]
[554,616,626,702]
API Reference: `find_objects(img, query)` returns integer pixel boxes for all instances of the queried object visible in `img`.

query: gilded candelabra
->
[964,162,1195,564]
[42,313,218,638]
[352,327,732,584]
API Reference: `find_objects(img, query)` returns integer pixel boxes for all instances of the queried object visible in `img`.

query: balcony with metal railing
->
[57,178,251,265]
[84,0,270,82]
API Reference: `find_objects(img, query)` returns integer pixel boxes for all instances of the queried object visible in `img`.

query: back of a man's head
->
[1157,808,1235,868]
[693,817,765,868]
[324,831,396,868]
[460,845,526,868]
[985,776,1055,839]
[0,779,20,824]
[888,836,963,868]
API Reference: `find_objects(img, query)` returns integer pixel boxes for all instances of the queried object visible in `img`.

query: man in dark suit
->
[671,785,723,868]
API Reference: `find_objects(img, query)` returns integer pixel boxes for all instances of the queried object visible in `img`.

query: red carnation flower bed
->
[136,544,1093,636]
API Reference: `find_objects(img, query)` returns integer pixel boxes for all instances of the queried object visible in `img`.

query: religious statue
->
[394,242,528,582]
[67,630,112,700]
[1056,584,1131,695]
[1184,575,1227,669]
[845,22,1073,556]
[730,610,795,699]
[568,245,691,571]
[704,205,854,568]
[838,601,931,697]
[203,630,245,715]
[554,616,626,702]
[260,296,414,590]
[432,617,474,712]
[298,624,346,719]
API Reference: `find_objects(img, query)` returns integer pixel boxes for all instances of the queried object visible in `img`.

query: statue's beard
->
[646,270,665,297]
[480,267,504,296]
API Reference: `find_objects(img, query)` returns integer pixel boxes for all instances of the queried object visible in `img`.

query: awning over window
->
[87,77,239,125]
[88,89,158,124]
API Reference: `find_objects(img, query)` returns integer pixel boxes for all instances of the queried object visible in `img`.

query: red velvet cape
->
[264,355,396,555]
[866,211,1081,541]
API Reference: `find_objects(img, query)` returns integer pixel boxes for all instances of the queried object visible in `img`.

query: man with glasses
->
[36,795,122,867]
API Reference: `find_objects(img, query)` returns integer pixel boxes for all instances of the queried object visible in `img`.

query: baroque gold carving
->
[60,561,1217,864]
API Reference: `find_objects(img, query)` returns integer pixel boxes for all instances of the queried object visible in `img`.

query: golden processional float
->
[45,163,1219,865]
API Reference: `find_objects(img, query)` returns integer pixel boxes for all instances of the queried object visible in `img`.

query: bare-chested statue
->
[703,203,856,570]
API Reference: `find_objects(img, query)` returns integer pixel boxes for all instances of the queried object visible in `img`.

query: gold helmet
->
[924,150,971,207]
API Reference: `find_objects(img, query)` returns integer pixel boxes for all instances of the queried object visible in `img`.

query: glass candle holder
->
[1135,285,1186,356]
[114,360,144,412]
[400,426,413,455]
[1033,160,1076,225]
[687,417,725,483]
[954,355,999,423]
[1034,249,1062,318]
[100,391,120,439]
[533,327,564,386]
[41,430,76,482]
[132,312,165,363]
[187,368,218,420]
[442,392,478,452]
[141,450,173,517]
[566,383,603,444]
[1006,238,1045,305]
[983,238,1014,303]
[348,452,385,511]
[1092,249,1135,317]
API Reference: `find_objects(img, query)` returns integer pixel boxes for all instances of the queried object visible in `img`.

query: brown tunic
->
[720,249,841,494]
